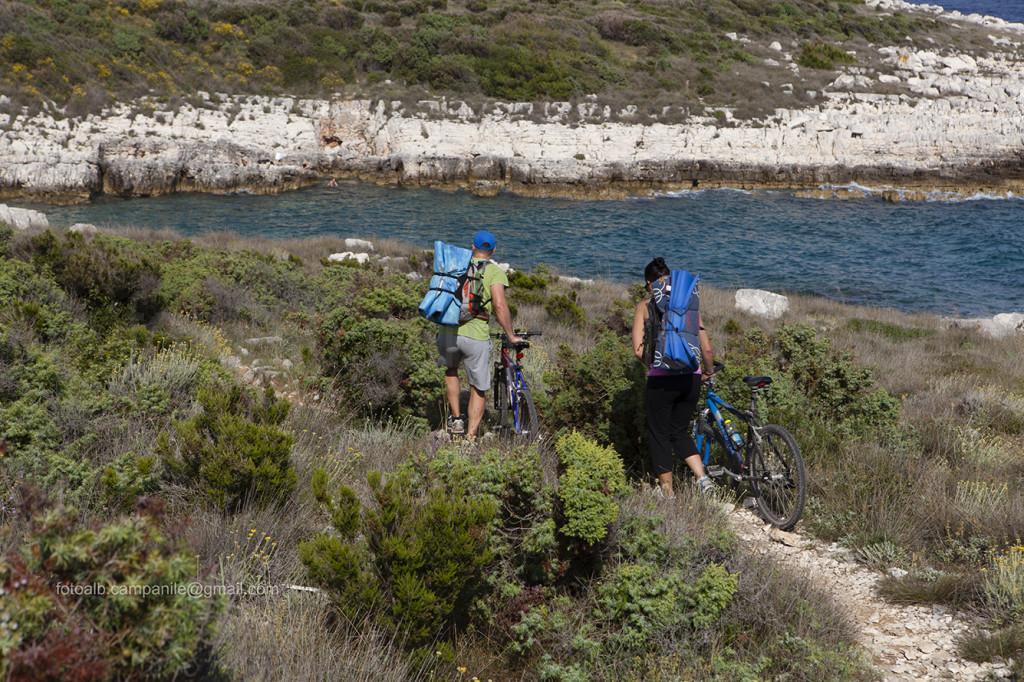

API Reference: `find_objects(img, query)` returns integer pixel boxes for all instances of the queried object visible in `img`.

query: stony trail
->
[726,505,1015,681]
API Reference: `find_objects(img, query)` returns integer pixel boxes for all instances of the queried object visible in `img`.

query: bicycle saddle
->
[513,341,531,350]
[743,375,773,388]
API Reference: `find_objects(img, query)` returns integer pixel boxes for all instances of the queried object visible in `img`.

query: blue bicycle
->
[491,330,542,441]
[696,361,807,530]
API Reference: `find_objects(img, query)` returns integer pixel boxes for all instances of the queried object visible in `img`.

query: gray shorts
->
[436,330,492,391]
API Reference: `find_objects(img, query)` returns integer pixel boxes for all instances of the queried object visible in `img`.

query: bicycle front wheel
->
[511,373,540,442]
[750,424,806,530]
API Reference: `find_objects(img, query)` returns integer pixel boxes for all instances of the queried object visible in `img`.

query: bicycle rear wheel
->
[750,424,806,530]
[496,367,513,434]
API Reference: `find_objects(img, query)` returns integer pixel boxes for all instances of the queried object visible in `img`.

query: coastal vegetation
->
[0,0,974,120]
[1,222,1021,679]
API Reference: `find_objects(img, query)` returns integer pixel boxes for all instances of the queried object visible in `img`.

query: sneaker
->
[697,477,715,495]
[447,415,465,435]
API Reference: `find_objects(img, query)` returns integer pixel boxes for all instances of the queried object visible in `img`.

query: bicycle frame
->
[491,331,541,434]
[493,344,524,417]
[695,376,770,483]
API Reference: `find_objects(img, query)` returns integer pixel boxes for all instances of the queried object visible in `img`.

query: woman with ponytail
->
[631,257,715,498]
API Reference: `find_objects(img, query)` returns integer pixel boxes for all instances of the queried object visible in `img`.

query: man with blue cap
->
[437,230,523,440]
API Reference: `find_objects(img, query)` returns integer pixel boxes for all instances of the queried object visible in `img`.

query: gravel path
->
[726,505,1015,681]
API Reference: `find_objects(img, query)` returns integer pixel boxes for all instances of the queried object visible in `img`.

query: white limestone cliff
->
[2,28,1024,201]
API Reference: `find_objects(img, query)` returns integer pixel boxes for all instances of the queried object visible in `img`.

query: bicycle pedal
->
[706,465,725,478]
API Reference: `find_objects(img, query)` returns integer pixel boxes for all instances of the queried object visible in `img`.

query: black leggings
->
[646,373,701,476]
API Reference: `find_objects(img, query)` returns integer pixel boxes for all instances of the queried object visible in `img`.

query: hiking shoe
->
[447,415,465,435]
[697,477,715,495]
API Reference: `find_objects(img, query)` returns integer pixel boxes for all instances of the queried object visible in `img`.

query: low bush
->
[545,290,586,328]
[27,231,164,329]
[158,381,296,510]
[300,467,496,649]
[0,491,221,681]
[543,332,647,469]
[316,270,442,423]
[797,39,857,70]
[555,430,629,547]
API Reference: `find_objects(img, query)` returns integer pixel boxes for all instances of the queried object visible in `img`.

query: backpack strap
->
[644,297,660,366]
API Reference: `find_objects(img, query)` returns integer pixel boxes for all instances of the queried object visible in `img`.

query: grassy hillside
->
[0,0,987,120]
[1,221,1022,679]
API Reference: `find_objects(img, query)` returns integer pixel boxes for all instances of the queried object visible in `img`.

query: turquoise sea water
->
[18,183,1024,317]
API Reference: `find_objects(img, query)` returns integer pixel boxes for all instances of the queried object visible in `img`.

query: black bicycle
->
[695,361,807,530]
[491,330,542,441]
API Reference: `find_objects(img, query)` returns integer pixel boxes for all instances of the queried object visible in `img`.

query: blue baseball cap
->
[473,230,496,250]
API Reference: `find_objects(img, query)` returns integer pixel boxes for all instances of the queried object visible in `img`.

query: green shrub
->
[597,562,688,649]
[508,270,549,306]
[0,224,12,259]
[597,560,736,650]
[28,231,163,329]
[776,323,900,435]
[846,317,933,341]
[316,271,442,422]
[409,443,559,584]
[300,467,496,647]
[0,491,221,680]
[157,381,296,510]
[545,291,586,328]
[509,270,548,291]
[100,452,161,512]
[543,333,647,468]
[721,324,900,440]
[555,431,629,546]
[796,40,856,69]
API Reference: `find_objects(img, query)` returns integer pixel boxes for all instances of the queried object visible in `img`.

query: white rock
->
[0,204,49,231]
[245,335,284,346]
[558,275,594,286]
[947,312,1024,339]
[406,271,423,281]
[69,223,98,236]
[735,289,789,319]
[344,237,374,251]
[328,251,370,264]
[769,41,782,51]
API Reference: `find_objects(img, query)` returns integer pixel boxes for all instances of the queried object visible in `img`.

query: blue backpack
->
[645,270,701,372]
[417,241,494,326]
[418,241,472,326]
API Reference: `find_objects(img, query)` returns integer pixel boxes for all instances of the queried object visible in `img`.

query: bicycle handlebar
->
[491,330,541,351]
[491,330,543,339]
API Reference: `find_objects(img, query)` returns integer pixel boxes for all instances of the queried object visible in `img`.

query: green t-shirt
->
[458,260,509,341]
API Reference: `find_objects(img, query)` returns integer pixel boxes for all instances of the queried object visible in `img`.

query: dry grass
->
[214,596,423,682]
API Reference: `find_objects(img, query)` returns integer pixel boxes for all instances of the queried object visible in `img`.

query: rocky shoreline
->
[2,0,1023,203]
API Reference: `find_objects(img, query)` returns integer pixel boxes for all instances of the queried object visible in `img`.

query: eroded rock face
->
[99,140,321,196]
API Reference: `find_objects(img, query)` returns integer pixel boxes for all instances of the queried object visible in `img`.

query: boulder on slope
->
[736,289,789,319]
